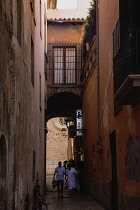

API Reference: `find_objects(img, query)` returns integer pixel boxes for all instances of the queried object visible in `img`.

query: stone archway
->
[46,92,82,121]
[0,135,6,209]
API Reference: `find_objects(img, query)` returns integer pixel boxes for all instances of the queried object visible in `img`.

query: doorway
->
[110,131,118,210]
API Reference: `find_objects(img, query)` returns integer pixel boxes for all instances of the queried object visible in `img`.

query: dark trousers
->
[57,180,64,194]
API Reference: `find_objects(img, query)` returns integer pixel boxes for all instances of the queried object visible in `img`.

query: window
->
[47,42,82,86]
[44,4,47,80]
[44,4,47,52]
[40,0,42,39]
[31,37,34,86]
[30,0,35,12]
[32,151,36,181]
[17,0,22,45]
[39,74,42,110]
[53,46,76,84]
[30,0,36,25]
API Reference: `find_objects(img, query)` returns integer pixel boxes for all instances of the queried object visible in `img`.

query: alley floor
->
[46,191,106,210]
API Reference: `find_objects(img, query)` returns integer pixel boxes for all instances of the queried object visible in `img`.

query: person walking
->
[66,164,78,196]
[63,160,68,169]
[54,161,66,197]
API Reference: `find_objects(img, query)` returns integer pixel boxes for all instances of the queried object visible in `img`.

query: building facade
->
[46,4,87,163]
[0,0,47,209]
[82,0,140,209]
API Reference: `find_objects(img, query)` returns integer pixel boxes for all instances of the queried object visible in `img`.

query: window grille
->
[47,42,82,86]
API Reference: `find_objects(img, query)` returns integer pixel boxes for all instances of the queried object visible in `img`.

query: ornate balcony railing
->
[113,28,140,94]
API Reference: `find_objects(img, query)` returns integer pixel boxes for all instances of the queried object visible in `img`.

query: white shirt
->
[55,166,65,180]
[66,167,77,189]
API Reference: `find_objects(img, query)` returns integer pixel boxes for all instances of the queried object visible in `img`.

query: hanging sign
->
[76,110,83,136]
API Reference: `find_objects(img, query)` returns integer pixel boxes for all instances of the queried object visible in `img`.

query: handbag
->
[52,178,57,189]
[76,181,80,192]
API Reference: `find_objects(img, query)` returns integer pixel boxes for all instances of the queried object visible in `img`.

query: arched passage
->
[0,135,6,209]
[45,92,82,191]
[46,92,82,121]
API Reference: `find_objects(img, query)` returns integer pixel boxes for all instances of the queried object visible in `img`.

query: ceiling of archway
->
[46,92,82,121]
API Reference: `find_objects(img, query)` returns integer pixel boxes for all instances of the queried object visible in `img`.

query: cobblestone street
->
[46,191,106,210]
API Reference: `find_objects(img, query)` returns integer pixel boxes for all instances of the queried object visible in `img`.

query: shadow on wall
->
[0,135,6,209]
[125,135,140,182]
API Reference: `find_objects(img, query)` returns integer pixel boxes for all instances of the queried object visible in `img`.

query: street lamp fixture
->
[65,117,74,128]
[65,117,87,137]
[61,128,67,137]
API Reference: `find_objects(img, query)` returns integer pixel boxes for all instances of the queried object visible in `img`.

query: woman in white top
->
[66,164,77,196]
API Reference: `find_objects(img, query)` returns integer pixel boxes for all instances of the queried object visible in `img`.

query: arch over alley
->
[46,92,82,121]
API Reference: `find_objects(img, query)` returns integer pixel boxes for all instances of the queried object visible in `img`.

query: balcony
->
[113,28,140,106]
[46,42,82,98]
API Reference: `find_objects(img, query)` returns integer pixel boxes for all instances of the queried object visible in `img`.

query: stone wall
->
[46,118,68,175]
[0,0,47,209]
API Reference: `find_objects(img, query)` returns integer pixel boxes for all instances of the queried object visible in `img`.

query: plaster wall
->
[47,22,84,43]
[82,68,98,182]
[83,0,140,209]
[0,0,47,209]
[99,0,140,197]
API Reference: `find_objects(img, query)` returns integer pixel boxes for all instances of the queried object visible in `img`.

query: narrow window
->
[39,74,42,110]
[30,0,36,25]
[44,4,47,80]
[17,0,22,45]
[30,0,35,13]
[54,47,64,84]
[66,47,76,84]
[32,151,36,181]
[40,0,42,39]
[31,37,34,87]
[44,4,47,53]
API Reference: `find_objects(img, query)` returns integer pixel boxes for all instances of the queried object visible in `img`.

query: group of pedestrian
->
[53,160,78,197]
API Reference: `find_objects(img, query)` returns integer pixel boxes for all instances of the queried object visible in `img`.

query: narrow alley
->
[1,0,140,210]
[45,174,105,210]
[46,191,105,210]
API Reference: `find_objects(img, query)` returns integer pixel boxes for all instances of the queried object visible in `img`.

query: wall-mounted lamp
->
[65,117,74,128]
[64,117,87,137]
[61,128,67,137]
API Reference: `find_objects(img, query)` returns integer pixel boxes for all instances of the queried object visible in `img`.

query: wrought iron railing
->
[46,42,82,87]
[113,28,140,94]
